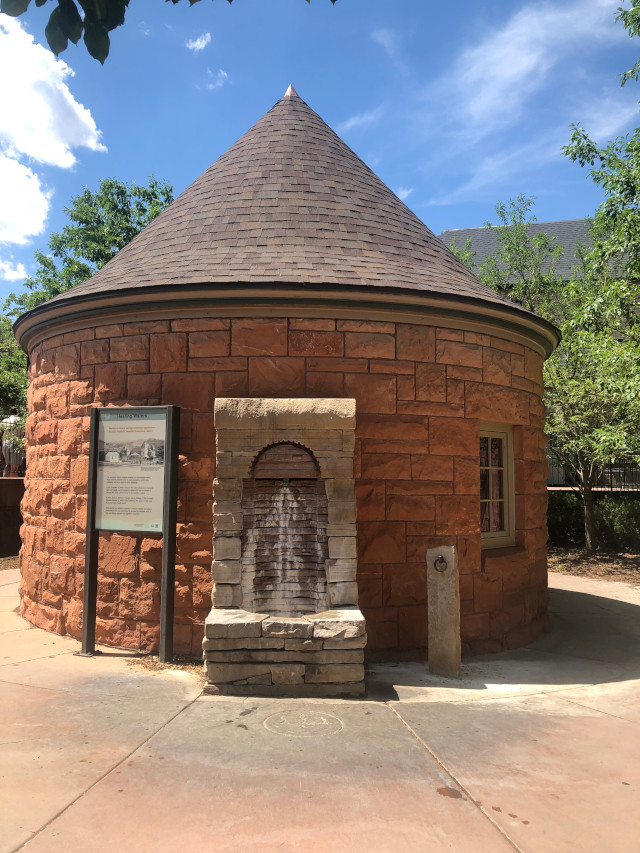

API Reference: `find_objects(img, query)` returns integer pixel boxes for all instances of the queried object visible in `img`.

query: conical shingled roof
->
[52,87,515,309]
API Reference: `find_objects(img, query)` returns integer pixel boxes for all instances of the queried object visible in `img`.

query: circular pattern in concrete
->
[263,709,344,737]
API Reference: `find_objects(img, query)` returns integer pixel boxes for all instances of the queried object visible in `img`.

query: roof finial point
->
[284,84,298,98]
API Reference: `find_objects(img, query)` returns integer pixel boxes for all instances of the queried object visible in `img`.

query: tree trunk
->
[583,486,597,556]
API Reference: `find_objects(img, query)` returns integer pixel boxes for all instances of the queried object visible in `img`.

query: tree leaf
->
[100,0,128,32]
[58,0,83,44]
[45,8,69,55]
[83,10,110,63]
[0,0,31,17]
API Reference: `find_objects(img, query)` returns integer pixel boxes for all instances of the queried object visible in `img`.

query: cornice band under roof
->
[14,282,560,358]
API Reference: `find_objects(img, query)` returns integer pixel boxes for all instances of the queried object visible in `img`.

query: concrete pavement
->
[1,567,639,852]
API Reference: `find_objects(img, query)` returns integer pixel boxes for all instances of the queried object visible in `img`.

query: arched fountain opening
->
[241,443,328,616]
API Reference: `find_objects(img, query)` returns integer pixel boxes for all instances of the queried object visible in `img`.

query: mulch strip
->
[548,546,640,586]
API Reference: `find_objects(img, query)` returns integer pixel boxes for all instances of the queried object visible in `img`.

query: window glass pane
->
[481,501,490,532]
[480,469,490,499]
[491,437,503,467]
[491,469,503,499]
[491,501,504,532]
[480,436,488,466]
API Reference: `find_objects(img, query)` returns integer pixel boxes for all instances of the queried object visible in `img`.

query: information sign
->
[95,409,167,532]
[81,405,180,661]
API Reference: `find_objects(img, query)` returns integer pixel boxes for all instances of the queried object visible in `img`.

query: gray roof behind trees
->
[440,219,592,281]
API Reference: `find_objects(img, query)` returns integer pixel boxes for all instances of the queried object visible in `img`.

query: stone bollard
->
[426,544,461,678]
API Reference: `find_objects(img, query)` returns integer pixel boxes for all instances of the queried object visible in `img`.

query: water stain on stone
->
[508,813,518,818]
[522,821,530,825]
[240,707,257,716]
[437,786,462,799]
[492,806,502,812]
[237,723,248,730]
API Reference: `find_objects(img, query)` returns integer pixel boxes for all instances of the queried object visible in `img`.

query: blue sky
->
[0,0,638,305]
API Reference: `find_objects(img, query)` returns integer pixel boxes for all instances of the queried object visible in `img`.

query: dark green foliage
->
[0,315,28,415]
[548,492,640,550]
[5,176,174,315]
[547,492,584,546]
[0,176,173,414]
[0,0,338,63]
[593,495,640,549]
[616,4,640,87]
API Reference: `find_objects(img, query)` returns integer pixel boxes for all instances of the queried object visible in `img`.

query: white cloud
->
[372,28,399,59]
[0,15,106,168]
[205,68,228,90]
[0,15,105,256]
[576,94,639,143]
[336,106,384,134]
[0,155,51,244]
[186,32,211,53]
[428,85,639,208]
[371,27,410,76]
[0,257,27,282]
[431,0,624,136]
[396,187,413,201]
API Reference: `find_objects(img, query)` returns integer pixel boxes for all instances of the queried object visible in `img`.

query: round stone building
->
[15,87,558,671]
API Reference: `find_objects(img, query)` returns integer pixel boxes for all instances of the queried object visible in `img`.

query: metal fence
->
[547,452,640,491]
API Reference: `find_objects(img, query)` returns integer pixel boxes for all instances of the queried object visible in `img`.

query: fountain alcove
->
[14,86,559,693]
[204,397,365,695]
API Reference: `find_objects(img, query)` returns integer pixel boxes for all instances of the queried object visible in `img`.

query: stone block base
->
[203,607,366,696]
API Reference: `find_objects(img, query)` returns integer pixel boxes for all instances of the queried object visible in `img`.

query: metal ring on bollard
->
[434,555,448,573]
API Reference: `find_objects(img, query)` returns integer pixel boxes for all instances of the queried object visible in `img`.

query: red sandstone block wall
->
[20,316,549,657]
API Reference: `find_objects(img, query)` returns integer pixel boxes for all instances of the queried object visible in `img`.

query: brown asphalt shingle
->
[50,88,520,309]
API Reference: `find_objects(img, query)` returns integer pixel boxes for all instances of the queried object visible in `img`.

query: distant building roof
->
[440,219,592,281]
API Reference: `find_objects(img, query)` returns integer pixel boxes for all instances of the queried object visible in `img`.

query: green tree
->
[1,175,173,415]
[478,197,640,555]
[563,126,640,286]
[478,195,563,311]
[0,0,338,63]
[0,314,28,415]
[447,236,475,271]
[615,4,640,87]
[562,3,640,287]
[5,176,173,314]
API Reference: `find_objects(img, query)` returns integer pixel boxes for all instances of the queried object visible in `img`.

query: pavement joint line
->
[386,702,524,853]
[14,690,203,853]
[0,650,77,670]
[551,692,640,726]
[0,677,70,694]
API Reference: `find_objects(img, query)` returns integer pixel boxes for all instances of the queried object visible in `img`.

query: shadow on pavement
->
[366,585,640,697]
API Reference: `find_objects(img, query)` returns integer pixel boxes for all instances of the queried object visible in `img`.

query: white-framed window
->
[480,423,515,549]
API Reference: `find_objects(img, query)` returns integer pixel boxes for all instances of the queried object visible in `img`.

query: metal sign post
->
[80,405,180,660]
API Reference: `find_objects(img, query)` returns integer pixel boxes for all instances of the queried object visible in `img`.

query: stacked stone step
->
[203,607,366,696]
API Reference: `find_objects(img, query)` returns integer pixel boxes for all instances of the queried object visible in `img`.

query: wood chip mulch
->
[548,546,640,586]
